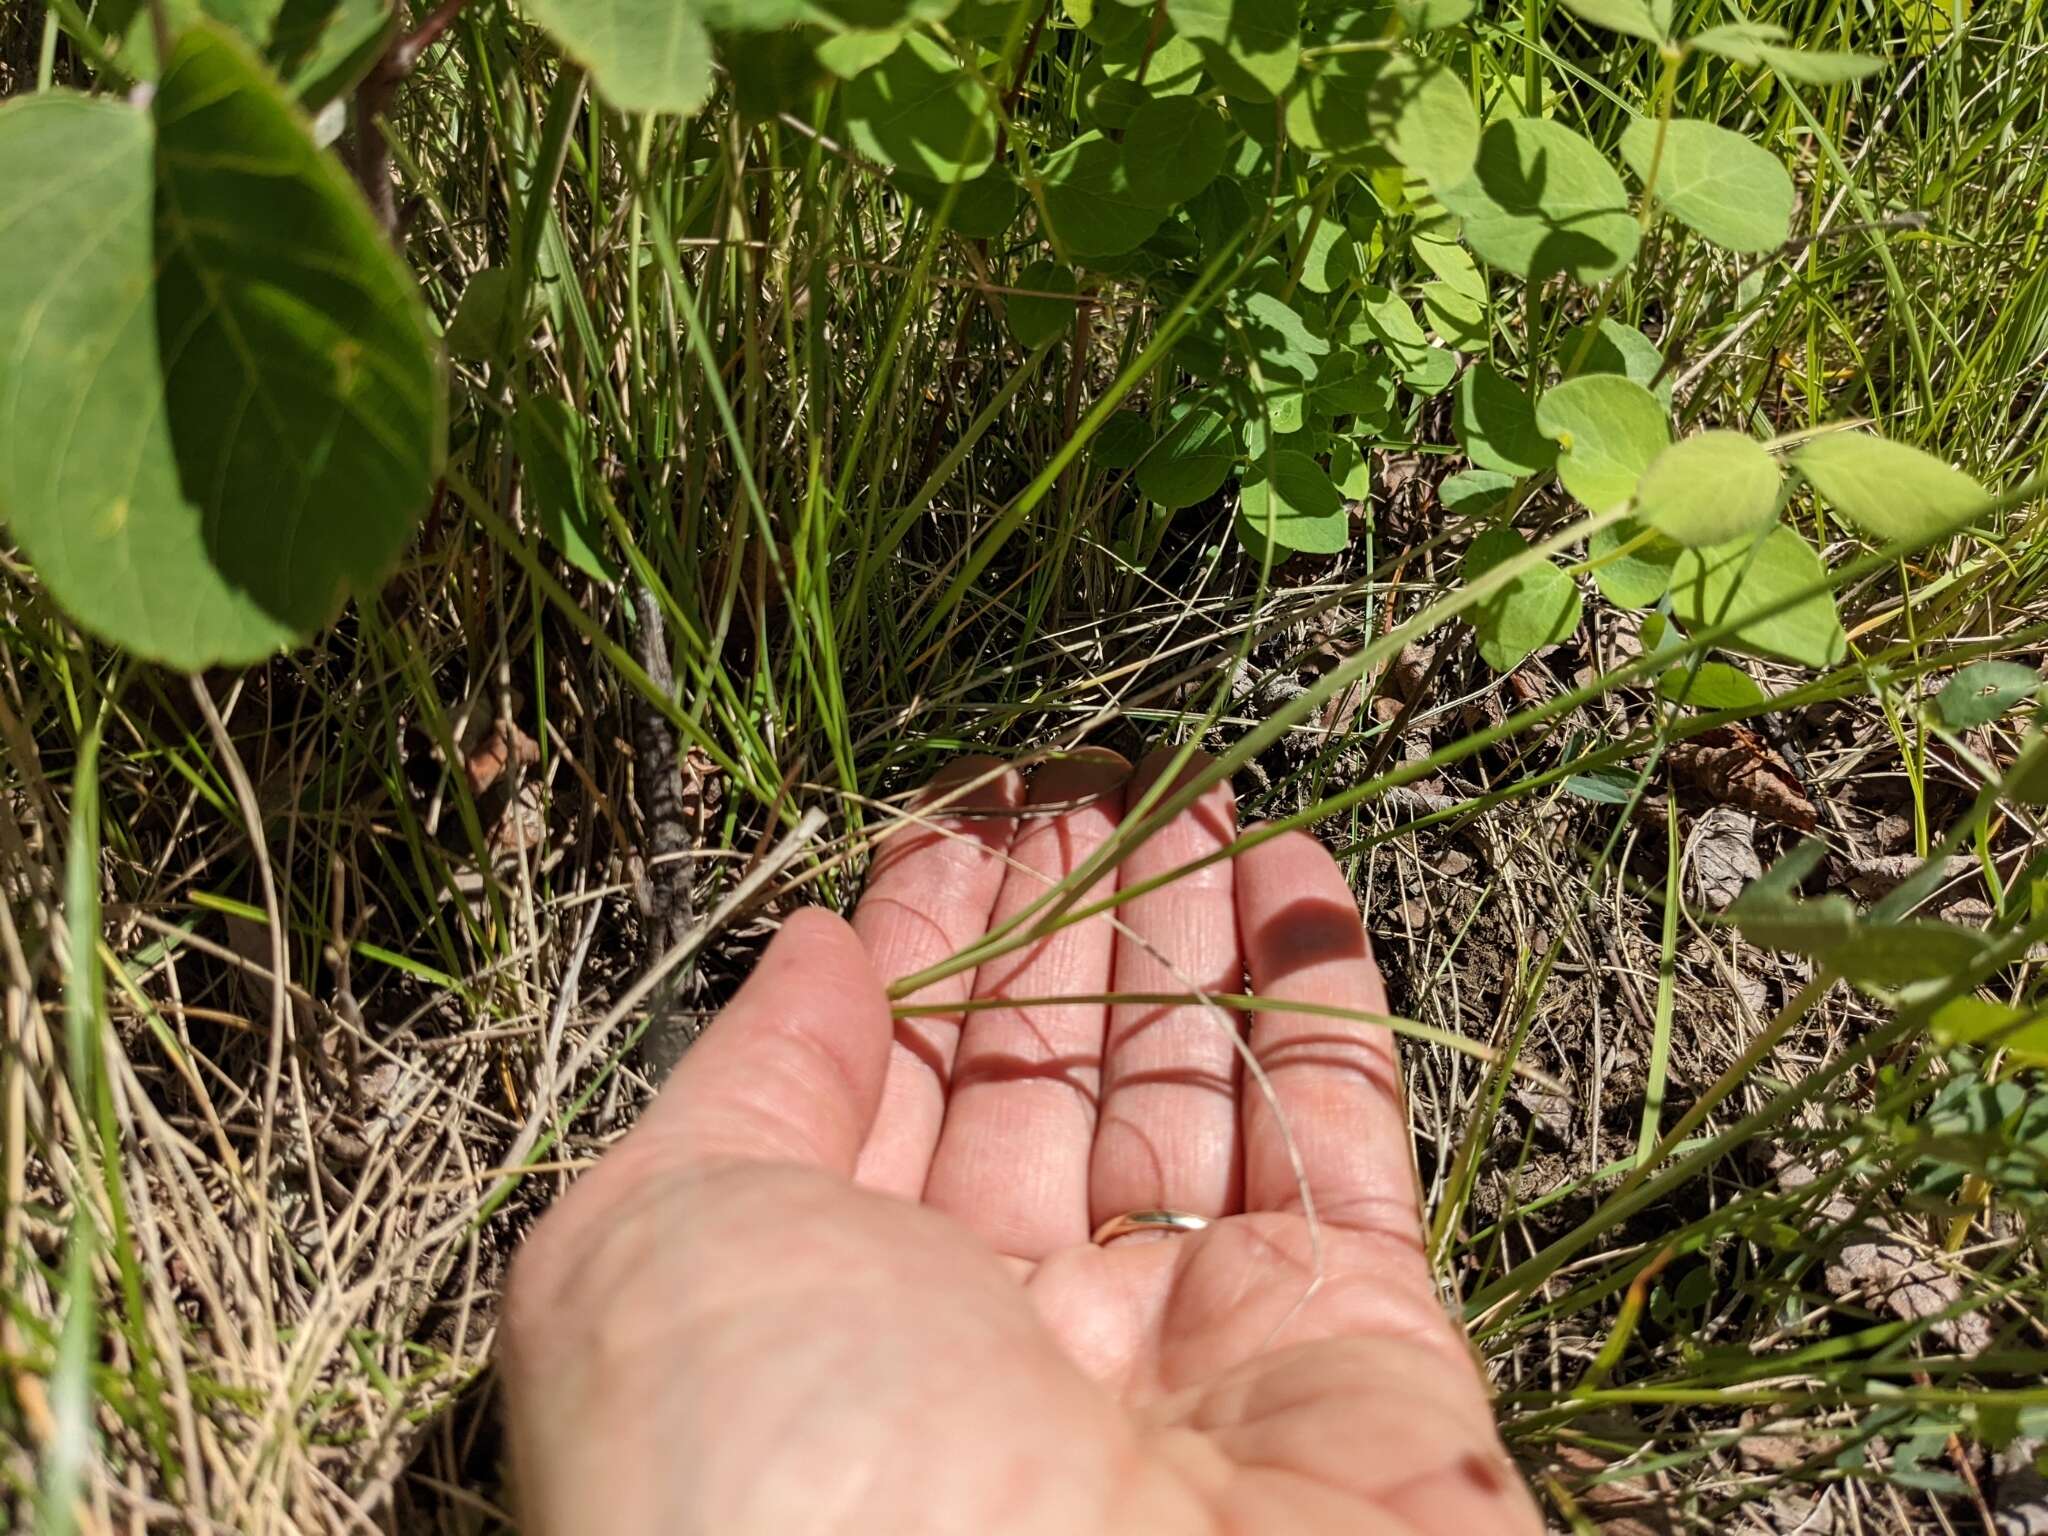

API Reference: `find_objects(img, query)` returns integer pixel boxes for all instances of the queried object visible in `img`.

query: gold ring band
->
[1091,1209,1212,1245]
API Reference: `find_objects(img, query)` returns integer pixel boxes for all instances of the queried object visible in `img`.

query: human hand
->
[502,750,1541,1535]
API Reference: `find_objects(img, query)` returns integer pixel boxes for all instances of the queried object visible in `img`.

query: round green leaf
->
[1934,661,2040,730]
[1453,362,1555,477]
[1535,375,1670,512]
[1167,0,1299,102]
[1588,517,1679,608]
[1091,411,1154,470]
[1006,259,1079,348]
[1558,317,1671,406]
[523,0,713,114]
[1041,130,1168,258]
[1462,527,1583,671]
[1421,280,1487,349]
[841,31,995,181]
[0,34,442,670]
[1330,437,1372,499]
[1792,432,1988,543]
[1439,119,1640,283]
[1621,118,1794,254]
[1557,0,1663,40]
[1137,406,1234,508]
[1236,450,1348,554]
[1657,661,1767,711]
[444,267,521,361]
[1635,431,1782,547]
[1439,468,1517,519]
[1395,0,1475,28]
[1671,526,1846,669]
[1288,51,1478,193]
[895,162,1023,236]
[1121,97,1230,209]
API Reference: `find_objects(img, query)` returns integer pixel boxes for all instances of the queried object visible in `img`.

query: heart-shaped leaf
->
[1440,118,1640,282]
[1120,97,1231,209]
[0,28,441,670]
[1167,0,1299,101]
[1558,317,1671,406]
[1453,362,1555,477]
[523,0,713,114]
[1557,0,1663,40]
[1671,526,1846,669]
[1935,661,2041,730]
[1658,661,1767,710]
[1635,431,1782,546]
[1137,405,1235,508]
[842,31,996,181]
[1237,450,1348,555]
[1535,375,1670,511]
[1587,517,1679,608]
[1463,527,1584,671]
[1621,117,1795,253]
[1440,468,1517,518]
[1041,130,1168,258]
[1792,432,1988,542]
[1006,259,1080,348]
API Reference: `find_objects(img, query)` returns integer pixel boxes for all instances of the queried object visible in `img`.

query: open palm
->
[503,752,1540,1534]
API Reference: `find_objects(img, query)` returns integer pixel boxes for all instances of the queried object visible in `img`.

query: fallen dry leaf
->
[1668,724,1817,832]
[1687,805,1762,910]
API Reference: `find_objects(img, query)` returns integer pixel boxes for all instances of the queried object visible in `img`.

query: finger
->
[638,908,890,1171]
[1236,828,1420,1242]
[923,751,1127,1259]
[851,756,1023,1197]
[1089,747,1244,1228]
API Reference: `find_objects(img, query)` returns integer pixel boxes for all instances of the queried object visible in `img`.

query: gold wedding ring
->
[1091,1209,1212,1246]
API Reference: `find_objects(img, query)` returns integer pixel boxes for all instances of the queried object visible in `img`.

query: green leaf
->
[1792,432,1988,543]
[1239,289,1330,382]
[522,0,713,115]
[1635,432,1782,547]
[1588,517,1679,608]
[1440,468,1517,518]
[1463,526,1583,671]
[1079,28,1205,128]
[510,397,618,583]
[1364,53,1481,192]
[1421,281,1487,349]
[1935,661,2041,730]
[1931,997,2048,1059]
[1395,0,1475,28]
[1041,130,1167,258]
[1439,118,1641,283]
[1556,0,1663,40]
[1671,526,1847,669]
[0,35,441,670]
[1453,362,1555,477]
[1120,97,1230,209]
[1413,226,1484,298]
[1658,661,1767,710]
[815,26,905,77]
[1621,118,1795,254]
[1330,436,1372,499]
[1006,259,1079,348]
[1167,0,1299,102]
[1831,921,1991,989]
[1091,411,1154,470]
[1535,375,1670,512]
[1558,317,1671,406]
[1757,44,1884,83]
[1687,21,1788,66]
[273,0,395,108]
[1137,405,1235,508]
[841,31,996,181]
[725,27,829,120]
[1236,450,1348,554]
[444,267,523,361]
[895,163,1023,236]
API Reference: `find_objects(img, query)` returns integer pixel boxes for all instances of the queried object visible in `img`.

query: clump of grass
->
[3,2,2048,1532]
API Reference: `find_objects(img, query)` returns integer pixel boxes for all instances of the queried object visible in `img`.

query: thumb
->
[640,907,894,1172]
